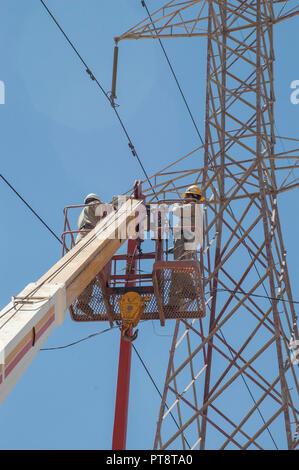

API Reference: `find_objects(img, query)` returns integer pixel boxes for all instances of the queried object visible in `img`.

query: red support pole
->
[112,239,137,450]
[112,329,133,450]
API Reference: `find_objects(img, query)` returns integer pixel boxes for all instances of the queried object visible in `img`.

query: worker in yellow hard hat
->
[167,184,204,308]
[173,185,205,254]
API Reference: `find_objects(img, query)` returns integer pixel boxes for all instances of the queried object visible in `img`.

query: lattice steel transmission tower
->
[115,1,299,450]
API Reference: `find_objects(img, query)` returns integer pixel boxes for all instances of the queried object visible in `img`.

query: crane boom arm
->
[0,198,144,405]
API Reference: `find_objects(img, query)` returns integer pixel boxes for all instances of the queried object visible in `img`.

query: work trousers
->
[168,238,197,306]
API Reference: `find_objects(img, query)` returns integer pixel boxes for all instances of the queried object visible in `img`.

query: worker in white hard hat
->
[76,193,103,244]
[168,185,205,308]
[75,193,105,317]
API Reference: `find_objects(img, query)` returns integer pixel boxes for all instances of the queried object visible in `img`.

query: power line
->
[141,0,280,316]
[141,0,205,147]
[203,296,279,450]
[39,0,157,197]
[0,173,62,245]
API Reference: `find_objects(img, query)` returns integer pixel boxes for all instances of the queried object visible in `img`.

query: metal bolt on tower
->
[115,0,299,450]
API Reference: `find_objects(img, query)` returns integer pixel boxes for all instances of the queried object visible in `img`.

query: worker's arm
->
[0,198,145,405]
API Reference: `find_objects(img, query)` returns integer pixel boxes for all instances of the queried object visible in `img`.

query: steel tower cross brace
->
[117,0,299,450]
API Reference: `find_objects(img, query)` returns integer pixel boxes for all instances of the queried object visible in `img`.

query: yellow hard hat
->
[183,185,205,201]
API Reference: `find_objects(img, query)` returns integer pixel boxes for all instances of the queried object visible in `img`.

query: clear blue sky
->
[0,1,298,450]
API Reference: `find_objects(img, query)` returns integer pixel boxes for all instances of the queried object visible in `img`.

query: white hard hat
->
[84,193,102,204]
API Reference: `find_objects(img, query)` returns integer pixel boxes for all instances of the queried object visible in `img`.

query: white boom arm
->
[0,198,144,405]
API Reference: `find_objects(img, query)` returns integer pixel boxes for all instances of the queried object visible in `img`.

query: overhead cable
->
[0,173,62,245]
[39,0,157,196]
